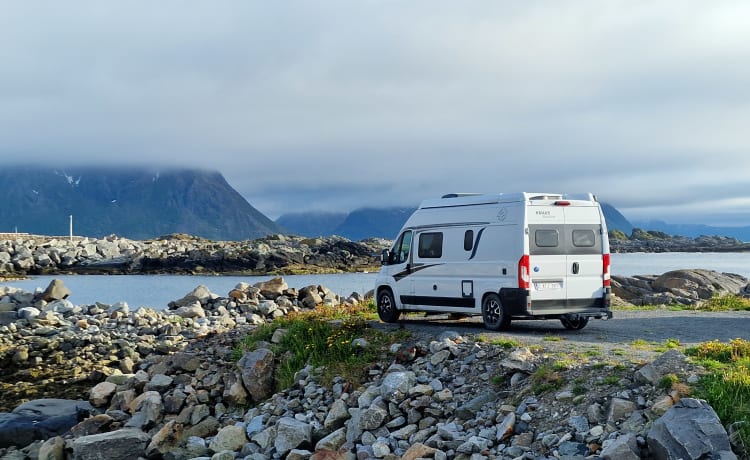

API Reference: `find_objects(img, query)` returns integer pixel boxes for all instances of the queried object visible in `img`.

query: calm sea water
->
[3,252,749,309]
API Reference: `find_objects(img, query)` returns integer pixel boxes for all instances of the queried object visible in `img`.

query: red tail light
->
[518,254,530,289]
[602,253,611,287]
[554,200,571,206]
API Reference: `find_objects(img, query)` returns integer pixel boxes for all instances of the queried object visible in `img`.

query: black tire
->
[377,289,400,323]
[560,317,589,330]
[482,293,510,331]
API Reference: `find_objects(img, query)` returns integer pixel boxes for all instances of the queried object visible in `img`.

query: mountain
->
[334,207,417,241]
[0,166,284,240]
[631,220,750,242]
[277,207,416,240]
[277,202,632,240]
[600,203,633,234]
[275,212,348,238]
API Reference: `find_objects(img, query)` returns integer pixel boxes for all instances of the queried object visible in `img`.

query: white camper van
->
[374,193,612,330]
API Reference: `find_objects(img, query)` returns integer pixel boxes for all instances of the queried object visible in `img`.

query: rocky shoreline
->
[2,231,750,279]
[610,231,750,253]
[1,275,747,459]
[0,234,387,277]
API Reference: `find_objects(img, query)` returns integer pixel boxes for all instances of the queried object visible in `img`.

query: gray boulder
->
[41,279,71,302]
[237,348,276,402]
[647,398,737,460]
[0,399,92,449]
[71,428,150,460]
[274,417,312,456]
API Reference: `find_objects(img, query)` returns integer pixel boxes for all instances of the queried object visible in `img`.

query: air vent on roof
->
[441,193,482,199]
[529,195,562,200]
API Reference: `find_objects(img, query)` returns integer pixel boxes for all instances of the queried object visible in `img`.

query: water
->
[3,273,379,310]
[610,252,750,278]
[3,252,749,309]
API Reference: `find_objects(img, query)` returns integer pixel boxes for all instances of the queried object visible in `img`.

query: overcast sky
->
[1,1,749,225]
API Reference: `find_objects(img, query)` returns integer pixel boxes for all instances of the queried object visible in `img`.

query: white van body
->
[374,192,612,330]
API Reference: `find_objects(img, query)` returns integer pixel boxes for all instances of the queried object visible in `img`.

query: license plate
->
[534,281,562,291]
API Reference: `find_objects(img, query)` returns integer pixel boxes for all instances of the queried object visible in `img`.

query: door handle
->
[572,262,580,274]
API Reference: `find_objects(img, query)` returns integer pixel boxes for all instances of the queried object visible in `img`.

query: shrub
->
[701,294,750,312]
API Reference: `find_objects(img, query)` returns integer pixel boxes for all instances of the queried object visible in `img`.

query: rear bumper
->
[500,287,612,319]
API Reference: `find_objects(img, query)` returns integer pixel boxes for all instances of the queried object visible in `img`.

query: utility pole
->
[69,215,73,242]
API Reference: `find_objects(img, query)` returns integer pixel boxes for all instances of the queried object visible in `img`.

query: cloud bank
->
[1,1,749,224]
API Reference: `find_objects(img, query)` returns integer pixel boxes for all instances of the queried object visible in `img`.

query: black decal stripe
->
[400,295,475,308]
[468,227,486,260]
[392,263,442,282]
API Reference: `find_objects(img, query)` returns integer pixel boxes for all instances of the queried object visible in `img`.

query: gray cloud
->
[1,1,749,225]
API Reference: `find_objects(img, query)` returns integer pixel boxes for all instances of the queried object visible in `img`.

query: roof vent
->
[441,193,481,199]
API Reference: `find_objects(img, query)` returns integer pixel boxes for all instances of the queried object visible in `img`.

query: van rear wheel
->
[377,289,400,323]
[560,317,589,330]
[482,294,510,331]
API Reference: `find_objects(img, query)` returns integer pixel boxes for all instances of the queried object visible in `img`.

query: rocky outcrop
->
[612,269,750,305]
[0,234,388,276]
[610,231,750,253]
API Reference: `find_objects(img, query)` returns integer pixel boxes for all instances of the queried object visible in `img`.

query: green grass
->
[686,338,750,453]
[531,364,563,394]
[233,301,405,391]
[700,294,750,312]
[477,335,523,349]
[615,294,750,312]
[543,336,564,342]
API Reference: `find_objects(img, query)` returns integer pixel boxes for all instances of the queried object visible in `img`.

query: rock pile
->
[0,234,387,276]
[0,277,360,411]
[612,269,750,306]
[0,279,743,460]
[1,330,740,460]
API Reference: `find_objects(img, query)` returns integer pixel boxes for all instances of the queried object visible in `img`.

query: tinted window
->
[535,229,559,247]
[572,229,596,247]
[390,231,412,264]
[464,230,474,251]
[418,232,443,258]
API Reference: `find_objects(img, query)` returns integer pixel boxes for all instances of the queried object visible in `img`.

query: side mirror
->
[380,249,390,265]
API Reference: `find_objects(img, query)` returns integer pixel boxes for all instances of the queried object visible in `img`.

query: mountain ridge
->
[0,166,283,241]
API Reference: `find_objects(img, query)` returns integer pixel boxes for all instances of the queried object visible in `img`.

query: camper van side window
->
[464,230,474,251]
[535,229,559,247]
[572,229,596,247]
[418,232,443,258]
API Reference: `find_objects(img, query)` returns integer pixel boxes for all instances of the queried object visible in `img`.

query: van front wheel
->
[482,294,510,331]
[377,289,400,323]
[560,317,589,330]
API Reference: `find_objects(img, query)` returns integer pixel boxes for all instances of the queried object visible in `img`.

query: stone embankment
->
[612,269,750,306]
[0,234,389,276]
[0,278,744,459]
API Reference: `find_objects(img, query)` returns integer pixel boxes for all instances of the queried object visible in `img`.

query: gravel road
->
[374,310,750,349]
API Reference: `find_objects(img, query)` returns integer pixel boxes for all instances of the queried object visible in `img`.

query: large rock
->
[71,428,150,460]
[613,269,749,305]
[254,276,288,299]
[274,417,312,456]
[237,348,276,402]
[647,398,736,460]
[41,279,71,302]
[0,399,92,449]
